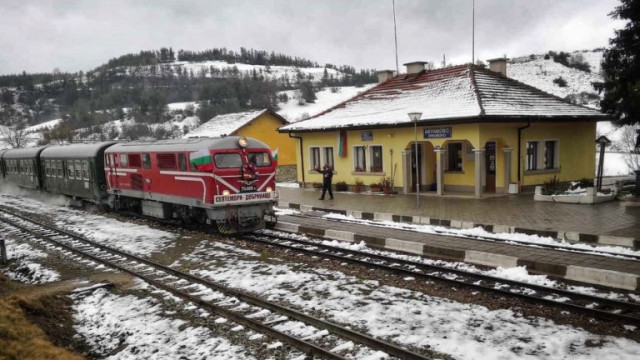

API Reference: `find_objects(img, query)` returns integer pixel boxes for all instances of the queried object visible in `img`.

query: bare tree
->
[0,125,29,148]
[617,125,640,171]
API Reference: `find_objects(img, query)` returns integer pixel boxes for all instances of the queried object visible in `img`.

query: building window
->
[447,143,463,171]
[354,146,366,172]
[544,141,557,169]
[323,147,334,168]
[310,147,321,169]
[370,145,383,172]
[526,141,538,170]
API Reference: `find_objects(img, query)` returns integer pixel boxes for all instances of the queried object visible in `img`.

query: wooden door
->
[485,142,496,193]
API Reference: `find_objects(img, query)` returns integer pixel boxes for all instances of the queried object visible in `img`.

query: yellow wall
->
[235,113,296,166]
[518,121,596,186]
[293,120,597,190]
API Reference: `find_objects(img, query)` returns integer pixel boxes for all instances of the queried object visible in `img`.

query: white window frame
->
[322,146,334,168]
[369,144,384,173]
[309,147,321,169]
[544,140,559,170]
[353,145,366,172]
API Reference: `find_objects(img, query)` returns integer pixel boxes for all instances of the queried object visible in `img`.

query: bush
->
[335,181,348,191]
[553,76,567,87]
[542,175,568,195]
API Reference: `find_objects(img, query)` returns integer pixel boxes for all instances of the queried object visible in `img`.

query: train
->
[0,136,278,233]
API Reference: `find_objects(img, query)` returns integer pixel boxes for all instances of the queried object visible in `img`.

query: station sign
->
[424,127,451,139]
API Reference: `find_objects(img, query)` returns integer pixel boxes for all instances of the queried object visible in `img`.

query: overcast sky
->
[0,0,624,75]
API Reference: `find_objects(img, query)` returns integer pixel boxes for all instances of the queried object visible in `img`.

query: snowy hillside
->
[508,49,603,108]
[276,84,376,122]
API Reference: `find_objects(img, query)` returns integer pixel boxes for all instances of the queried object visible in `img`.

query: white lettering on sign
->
[214,192,276,204]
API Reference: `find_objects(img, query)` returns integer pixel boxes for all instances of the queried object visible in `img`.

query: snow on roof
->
[280,65,608,132]
[185,109,269,138]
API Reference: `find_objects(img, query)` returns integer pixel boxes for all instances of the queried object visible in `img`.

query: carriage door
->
[485,141,496,193]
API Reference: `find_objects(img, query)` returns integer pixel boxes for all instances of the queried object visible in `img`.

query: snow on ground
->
[167,101,198,111]
[276,84,375,122]
[179,237,640,360]
[0,228,60,284]
[0,193,175,256]
[71,287,252,360]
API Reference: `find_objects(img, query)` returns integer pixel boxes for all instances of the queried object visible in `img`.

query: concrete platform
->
[274,186,640,291]
[277,187,640,248]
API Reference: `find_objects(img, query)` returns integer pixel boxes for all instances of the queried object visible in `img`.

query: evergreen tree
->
[597,0,640,125]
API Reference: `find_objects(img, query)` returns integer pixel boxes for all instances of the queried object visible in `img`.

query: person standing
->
[315,163,334,200]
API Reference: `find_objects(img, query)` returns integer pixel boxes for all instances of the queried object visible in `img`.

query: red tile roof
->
[280,65,608,132]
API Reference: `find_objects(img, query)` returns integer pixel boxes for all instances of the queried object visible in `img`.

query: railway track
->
[247,230,640,327]
[0,206,435,360]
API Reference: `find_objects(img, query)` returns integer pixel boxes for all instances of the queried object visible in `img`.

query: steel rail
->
[249,231,640,326]
[0,207,433,360]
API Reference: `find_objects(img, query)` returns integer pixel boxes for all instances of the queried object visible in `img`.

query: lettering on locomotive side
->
[214,192,274,204]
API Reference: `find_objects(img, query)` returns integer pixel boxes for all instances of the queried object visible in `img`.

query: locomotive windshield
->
[248,152,271,167]
[213,153,243,168]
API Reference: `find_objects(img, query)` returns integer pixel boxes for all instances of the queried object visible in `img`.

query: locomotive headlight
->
[266,187,273,192]
[238,136,248,148]
[222,190,231,196]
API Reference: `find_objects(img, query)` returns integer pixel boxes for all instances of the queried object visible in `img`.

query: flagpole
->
[393,0,399,74]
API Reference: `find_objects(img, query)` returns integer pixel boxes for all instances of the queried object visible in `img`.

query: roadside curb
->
[278,201,638,250]
[273,220,640,291]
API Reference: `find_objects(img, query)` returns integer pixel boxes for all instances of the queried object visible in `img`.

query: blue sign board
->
[423,127,451,139]
[361,131,373,141]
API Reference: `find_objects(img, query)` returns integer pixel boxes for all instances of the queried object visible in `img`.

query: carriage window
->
[128,154,141,168]
[178,153,187,171]
[142,153,151,169]
[120,154,128,167]
[214,153,242,168]
[248,152,272,167]
[83,161,90,180]
[75,160,82,178]
[67,162,75,179]
[157,153,177,170]
[57,160,63,178]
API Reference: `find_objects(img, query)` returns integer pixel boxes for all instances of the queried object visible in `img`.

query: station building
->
[279,60,609,197]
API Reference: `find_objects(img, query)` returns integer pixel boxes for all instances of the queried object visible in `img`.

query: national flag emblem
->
[272,147,279,162]
[190,148,213,171]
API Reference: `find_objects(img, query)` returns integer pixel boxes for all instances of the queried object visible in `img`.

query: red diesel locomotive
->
[0,136,279,234]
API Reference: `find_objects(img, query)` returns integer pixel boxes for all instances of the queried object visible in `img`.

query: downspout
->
[517,120,531,186]
[288,133,305,187]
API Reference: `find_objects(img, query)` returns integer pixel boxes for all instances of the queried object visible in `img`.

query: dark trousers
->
[320,182,333,199]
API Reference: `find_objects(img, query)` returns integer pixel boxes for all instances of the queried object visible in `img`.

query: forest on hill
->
[0,46,377,139]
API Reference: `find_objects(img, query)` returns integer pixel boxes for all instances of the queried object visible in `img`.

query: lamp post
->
[408,112,422,207]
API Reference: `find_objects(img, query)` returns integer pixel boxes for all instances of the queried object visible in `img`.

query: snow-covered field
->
[1,191,639,359]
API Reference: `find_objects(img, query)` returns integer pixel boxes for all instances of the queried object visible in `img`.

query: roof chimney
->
[487,58,508,77]
[376,70,395,83]
[403,61,428,75]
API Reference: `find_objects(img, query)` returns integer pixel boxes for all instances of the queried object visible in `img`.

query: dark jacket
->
[315,167,334,184]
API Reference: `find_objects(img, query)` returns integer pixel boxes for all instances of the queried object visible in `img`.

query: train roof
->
[1,146,49,159]
[104,136,270,153]
[40,142,117,159]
